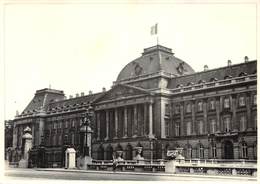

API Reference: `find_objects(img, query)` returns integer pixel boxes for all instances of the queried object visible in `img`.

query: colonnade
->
[96,102,154,140]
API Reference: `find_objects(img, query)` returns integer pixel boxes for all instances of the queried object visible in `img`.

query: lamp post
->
[80,106,93,157]
[149,137,156,164]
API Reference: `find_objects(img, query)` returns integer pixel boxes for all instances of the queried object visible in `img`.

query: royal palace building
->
[8,45,257,168]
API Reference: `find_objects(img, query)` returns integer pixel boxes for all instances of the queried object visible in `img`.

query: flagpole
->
[157,36,159,45]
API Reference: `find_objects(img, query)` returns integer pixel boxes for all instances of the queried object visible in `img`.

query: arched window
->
[198,120,204,135]
[185,145,192,159]
[210,119,217,134]
[253,142,257,159]
[239,96,246,107]
[197,101,203,112]
[224,117,231,132]
[240,116,246,131]
[224,97,230,108]
[209,99,215,110]
[125,144,133,160]
[186,122,191,135]
[240,142,248,159]
[211,143,217,158]
[197,144,204,158]
[106,145,113,160]
[175,104,180,114]
[97,145,104,160]
[186,103,191,113]
[175,123,180,136]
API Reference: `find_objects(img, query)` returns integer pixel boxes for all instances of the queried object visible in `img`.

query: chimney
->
[16,110,19,116]
[76,93,79,97]
[102,87,106,92]
[89,90,93,95]
[228,60,232,66]
[81,92,84,96]
[69,95,73,99]
[204,65,208,71]
[244,56,249,62]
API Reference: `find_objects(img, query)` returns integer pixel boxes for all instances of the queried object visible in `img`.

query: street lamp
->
[149,137,157,164]
[80,106,93,157]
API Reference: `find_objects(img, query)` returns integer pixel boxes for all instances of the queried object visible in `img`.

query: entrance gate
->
[223,140,234,159]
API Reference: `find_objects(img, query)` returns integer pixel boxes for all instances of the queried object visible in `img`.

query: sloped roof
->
[22,88,64,114]
[168,60,257,89]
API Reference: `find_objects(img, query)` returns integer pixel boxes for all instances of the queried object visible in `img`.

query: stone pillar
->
[232,94,238,132]
[96,112,100,140]
[133,105,138,137]
[19,127,32,168]
[31,124,35,146]
[12,124,17,149]
[191,100,196,135]
[246,92,253,130]
[38,118,44,145]
[123,107,128,138]
[161,100,166,138]
[148,102,154,138]
[105,110,109,140]
[143,103,147,136]
[114,108,118,139]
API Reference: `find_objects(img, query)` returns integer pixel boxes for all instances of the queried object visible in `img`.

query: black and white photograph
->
[1,0,258,182]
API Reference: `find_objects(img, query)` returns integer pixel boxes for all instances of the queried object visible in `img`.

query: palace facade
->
[9,45,257,168]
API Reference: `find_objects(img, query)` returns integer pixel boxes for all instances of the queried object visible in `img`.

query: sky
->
[2,0,257,120]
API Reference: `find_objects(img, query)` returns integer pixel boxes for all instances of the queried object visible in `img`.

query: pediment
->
[95,84,151,103]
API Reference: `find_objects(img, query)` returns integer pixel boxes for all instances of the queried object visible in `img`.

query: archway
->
[125,144,133,160]
[106,145,113,160]
[223,140,234,159]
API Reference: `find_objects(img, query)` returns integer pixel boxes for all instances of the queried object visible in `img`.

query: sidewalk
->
[36,168,257,181]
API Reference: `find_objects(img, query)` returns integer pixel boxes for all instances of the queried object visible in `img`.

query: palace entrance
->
[223,140,234,159]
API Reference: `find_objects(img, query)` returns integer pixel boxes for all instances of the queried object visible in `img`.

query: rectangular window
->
[240,116,246,131]
[186,103,191,113]
[239,96,246,107]
[175,124,180,136]
[210,119,216,133]
[198,102,203,112]
[224,98,230,108]
[165,119,170,137]
[224,117,231,132]
[175,105,180,114]
[165,104,170,115]
[253,94,257,105]
[198,120,204,134]
[186,122,191,135]
[209,100,215,110]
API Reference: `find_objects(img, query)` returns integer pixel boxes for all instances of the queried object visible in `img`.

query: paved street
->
[4,168,257,182]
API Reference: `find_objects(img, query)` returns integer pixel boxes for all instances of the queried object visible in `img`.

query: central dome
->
[116,45,195,81]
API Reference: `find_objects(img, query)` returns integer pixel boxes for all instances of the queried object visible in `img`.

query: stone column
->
[161,100,166,138]
[114,108,118,139]
[123,107,128,138]
[31,124,35,146]
[105,110,109,140]
[12,124,17,149]
[232,94,238,132]
[143,103,147,136]
[148,102,154,138]
[96,112,100,140]
[38,118,44,145]
[133,105,138,137]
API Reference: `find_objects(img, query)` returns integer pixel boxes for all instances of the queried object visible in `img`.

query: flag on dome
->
[151,23,158,35]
